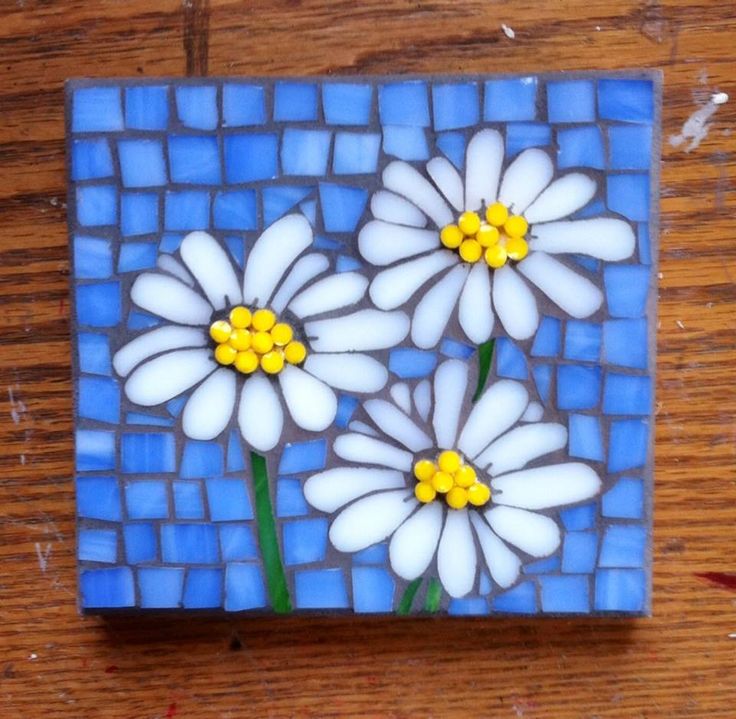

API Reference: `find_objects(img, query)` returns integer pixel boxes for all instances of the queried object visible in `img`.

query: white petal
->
[131,273,212,325]
[458,261,493,344]
[304,353,388,393]
[349,420,379,437]
[270,253,329,314]
[458,379,528,458]
[334,433,413,471]
[389,383,412,415]
[278,364,337,432]
[498,148,553,214]
[426,156,464,211]
[304,468,406,513]
[491,462,602,510]
[358,220,440,267]
[492,265,539,340]
[329,489,417,553]
[464,129,504,211]
[413,380,431,422]
[411,264,468,349]
[369,251,457,310]
[238,374,283,451]
[475,423,568,476]
[521,401,544,423]
[437,509,476,598]
[157,254,194,286]
[125,348,216,406]
[113,326,206,377]
[181,368,236,440]
[371,190,427,228]
[389,502,444,580]
[242,214,312,306]
[432,359,469,449]
[180,231,242,310]
[524,174,597,224]
[485,506,561,557]
[518,252,603,318]
[363,399,433,452]
[306,309,409,352]
[382,161,454,228]
[288,272,367,318]
[469,513,521,589]
[529,218,636,261]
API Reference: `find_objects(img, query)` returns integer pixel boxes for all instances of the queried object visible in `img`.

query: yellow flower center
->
[440,205,529,269]
[209,306,306,376]
[413,450,491,510]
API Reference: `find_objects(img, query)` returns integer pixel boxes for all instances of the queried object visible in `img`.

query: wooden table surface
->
[1,1,734,717]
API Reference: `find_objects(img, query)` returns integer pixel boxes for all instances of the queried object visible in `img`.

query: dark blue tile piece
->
[547,80,596,123]
[495,338,528,380]
[609,125,653,170]
[222,83,266,126]
[125,85,169,130]
[352,567,395,613]
[599,525,647,567]
[77,475,121,520]
[607,173,650,222]
[440,337,474,360]
[282,129,331,176]
[283,518,329,565]
[276,479,309,518]
[335,394,358,428]
[319,182,368,232]
[72,139,113,180]
[594,568,647,612]
[76,281,120,327]
[74,236,112,279]
[278,439,327,475]
[219,525,258,561]
[333,132,381,175]
[167,395,187,417]
[389,348,437,379]
[573,197,607,220]
[556,365,601,410]
[562,531,599,573]
[225,236,245,268]
[227,429,246,472]
[603,319,648,369]
[432,82,479,131]
[79,376,119,424]
[274,81,318,121]
[531,316,561,357]
[598,78,654,123]
[353,543,388,564]
[121,192,158,237]
[127,310,162,330]
[121,433,175,474]
[532,364,552,404]
[492,581,537,614]
[382,126,429,161]
[313,235,342,251]
[300,198,317,225]
[118,139,167,187]
[603,265,649,318]
[78,528,117,563]
[336,255,362,273]
[76,185,117,226]
[225,563,267,611]
[183,568,223,608]
[436,131,466,170]
[540,575,590,613]
[78,333,111,376]
[484,77,537,121]
[448,597,489,616]
[323,83,372,125]
[168,135,221,184]
[602,477,644,519]
[72,87,124,132]
[118,242,157,273]
[568,414,604,462]
[214,190,257,230]
[608,419,649,472]
[560,502,596,531]
[295,568,349,609]
[564,320,601,362]
[603,373,651,415]
[638,223,651,265]
[139,567,185,608]
[206,478,253,521]
[159,233,184,253]
[176,85,218,130]
[571,254,599,273]
[224,133,279,183]
[164,191,210,231]
[173,481,204,519]
[378,81,429,126]
[123,523,157,564]
[161,524,219,564]
[557,126,605,170]
[125,480,168,520]
[76,430,115,471]
[181,440,223,479]
[125,412,174,427]
[523,556,561,574]
[262,185,313,226]
[506,123,551,157]
[80,567,134,609]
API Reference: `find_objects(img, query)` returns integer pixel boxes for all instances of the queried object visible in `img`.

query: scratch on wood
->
[35,542,51,573]
[8,385,26,425]
[669,93,729,151]
[182,0,210,76]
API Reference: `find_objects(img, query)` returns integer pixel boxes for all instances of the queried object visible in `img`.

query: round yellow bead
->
[506,236,529,261]
[234,349,259,374]
[504,214,529,238]
[485,243,508,269]
[467,482,491,507]
[252,308,276,332]
[454,464,477,488]
[228,328,251,351]
[459,239,482,263]
[415,482,437,504]
[446,486,469,510]
[413,459,437,483]
[432,471,454,494]
[437,450,461,474]
[458,211,481,236]
[270,322,293,347]
[284,341,307,365]
[229,306,252,329]
[209,320,232,344]
[251,331,274,355]
[214,342,237,365]
[476,224,500,247]
[485,202,509,227]
[440,224,463,249]
[260,350,285,375]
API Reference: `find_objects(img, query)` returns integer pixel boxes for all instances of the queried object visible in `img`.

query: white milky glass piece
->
[358,220,440,266]
[413,380,431,422]
[382,161,454,228]
[329,489,417,553]
[389,383,412,415]
[242,214,312,306]
[279,364,337,432]
[369,250,457,310]
[348,420,380,437]
[334,433,413,471]
[433,359,469,449]
[157,254,194,286]
[437,509,476,598]
[458,379,528,458]
[492,462,601,510]
[182,368,236,440]
[238,373,283,452]
[363,399,433,452]
[518,252,603,318]
[498,148,553,214]
[464,129,504,211]
[524,174,597,224]
[469,513,521,589]
[113,326,206,377]
[492,265,539,340]
[371,190,428,228]
[180,231,242,309]
[288,272,367,318]
[131,273,213,326]
[304,468,406,513]
[306,309,409,352]
[529,218,635,261]
[125,348,215,406]
[458,261,494,343]
[389,502,443,580]
[485,506,560,557]
[475,423,568,476]
[411,264,468,349]
[521,401,544,423]
[304,353,388,393]
[270,253,329,314]
[426,156,464,211]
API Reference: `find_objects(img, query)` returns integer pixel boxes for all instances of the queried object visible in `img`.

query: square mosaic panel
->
[66,73,660,615]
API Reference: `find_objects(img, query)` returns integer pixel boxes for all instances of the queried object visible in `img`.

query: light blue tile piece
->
[126,310,161,330]
[168,135,221,184]
[161,524,219,564]
[118,139,167,187]
[72,139,113,180]
[274,81,318,121]
[556,365,601,410]
[560,502,597,531]
[262,185,313,226]
[323,83,372,125]
[282,128,331,176]
[449,597,489,616]
[76,430,115,471]
[352,543,388,564]
[295,568,349,609]
[609,125,653,170]
[547,80,596,123]
[76,281,121,327]
[603,265,649,318]
[225,236,245,268]
[319,182,368,232]
[564,320,601,362]
[77,476,121,520]
[278,439,327,475]
[531,316,561,357]
[603,373,651,415]
[78,376,119,423]
[74,236,112,279]
[440,337,474,359]
[225,563,266,611]
[436,131,466,170]
[378,81,429,126]
[484,77,537,121]
[602,477,644,519]
[608,419,649,472]
[224,133,279,182]
[125,85,169,130]
[121,433,175,474]
[335,394,358,428]
[121,193,158,237]
[167,395,187,417]
[389,348,437,378]
[123,523,157,564]
[80,567,134,609]
[181,441,223,479]
[78,528,117,563]
[206,478,253,521]
[214,190,257,230]
[562,531,599,573]
[382,125,429,161]
[333,132,381,174]
[139,567,185,608]
[540,575,590,613]
[603,319,648,369]
[227,429,246,472]
[479,571,492,595]
[118,242,157,273]
[495,338,528,380]
[598,78,654,123]
[164,191,210,231]
[125,480,168,519]
[599,525,647,567]
[638,223,652,265]
[222,83,266,126]
[432,82,479,130]
[568,414,604,462]
[492,581,537,614]
[573,197,607,219]
[283,518,329,565]
[607,173,650,221]
[176,85,218,130]
[300,198,317,225]
[557,126,605,169]
[219,525,258,561]
[173,481,204,520]
[276,479,309,518]
[336,255,362,273]
[595,568,647,612]
[524,556,561,574]
[506,123,551,157]
[532,363,552,404]
[352,567,395,613]
[183,568,223,608]
[76,185,117,226]
[78,332,112,376]
[125,412,173,427]
[72,87,124,132]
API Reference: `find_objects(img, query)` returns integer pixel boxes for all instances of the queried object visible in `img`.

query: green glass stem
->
[472,339,495,402]
[423,578,442,613]
[396,578,422,615]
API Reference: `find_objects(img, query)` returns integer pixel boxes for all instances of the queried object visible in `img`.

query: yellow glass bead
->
[229,306,252,329]
[251,331,274,355]
[476,224,500,247]
[252,308,276,332]
[459,239,482,263]
[270,322,293,346]
[415,482,437,504]
[485,243,508,269]
[284,341,307,365]
[209,320,232,344]
[506,236,529,261]
[440,224,463,249]
[454,464,477,488]
[504,214,529,238]
[446,486,469,510]
[485,202,509,227]
[467,482,491,507]
[438,450,461,474]
[413,459,436,483]
[234,349,259,374]
[214,342,237,365]
[228,328,251,351]
[260,350,285,375]
[432,471,454,494]
[458,211,481,236]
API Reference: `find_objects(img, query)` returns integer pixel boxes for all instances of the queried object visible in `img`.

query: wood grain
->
[1,1,735,717]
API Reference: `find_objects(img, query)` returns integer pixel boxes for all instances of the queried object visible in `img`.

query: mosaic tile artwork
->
[66,73,659,615]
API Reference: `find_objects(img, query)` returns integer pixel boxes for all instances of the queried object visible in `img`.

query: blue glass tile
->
[560,502,597,531]
[121,433,175,474]
[495,338,528,380]
[274,81,318,121]
[77,475,121,520]
[127,310,161,330]
[603,319,648,369]
[604,265,649,318]
[547,80,596,123]
[78,528,117,563]
[532,364,552,404]
[213,190,257,230]
[531,316,561,357]
[540,575,590,613]
[125,480,168,520]
[432,82,479,130]
[573,197,607,219]
[440,337,474,359]
[599,525,647,567]
[283,518,328,565]
[72,139,113,180]
[181,441,223,479]
[484,77,537,121]
[168,135,221,184]
[449,597,489,616]
[118,242,157,273]
[353,543,388,564]
[556,365,601,410]
[602,477,644,519]
[608,419,649,472]
[638,222,652,265]
[78,333,111,376]
[276,479,308,518]
[76,430,115,471]
[161,524,219,564]
[118,139,167,187]
[506,123,551,157]
[76,185,117,226]
[224,133,279,183]
[123,524,157,564]
[164,191,210,231]
[564,320,601,362]
[598,78,654,123]
[125,412,173,427]
[607,173,650,222]
[352,567,395,613]
[183,568,223,608]
[595,569,647,612]
[121,193,158,237]
[80,567,134,609]
[282,129,331,176]
[76,281,120,327]
[524,556,561,574]
[72,87,124,132]
[378,81,429,126]
[382,126,429,161]
[227,429,246,472]
[300,198,317,225]
[571,254,599,273]
[125,85,169,130]
[206,478,253,521]
[219,525,258,561]
[479,571,492,595]
[335,394,358,429]
[176,85,218,130]
[333,132,381,174]
[74,236,112,279]
[262,186,313,226]
[323,83,372,125]
[313,235,342,250]
[568,414,604,462]
[557,126,605,169]
[562,532,599,573]
[609,125,653,170]
[336,255,361,273]
[389,348,437,379]
[603,373,651,415]
[79,376,119,423]
[173,481,204,520]
[225,236,245,268]
[222,83,266,126]
[225,563,266,611]
[492,581,537,614]
[167,395,187,417]
[295,568,349,609]
[139,567,185,608]
[436,131,466,170]
[278,439,327,475]
[319,182,368,232]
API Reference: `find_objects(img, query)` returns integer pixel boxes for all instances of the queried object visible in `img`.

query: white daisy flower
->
[113,214,409,451]
[359,129,636,344]
[303,359,602,598]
